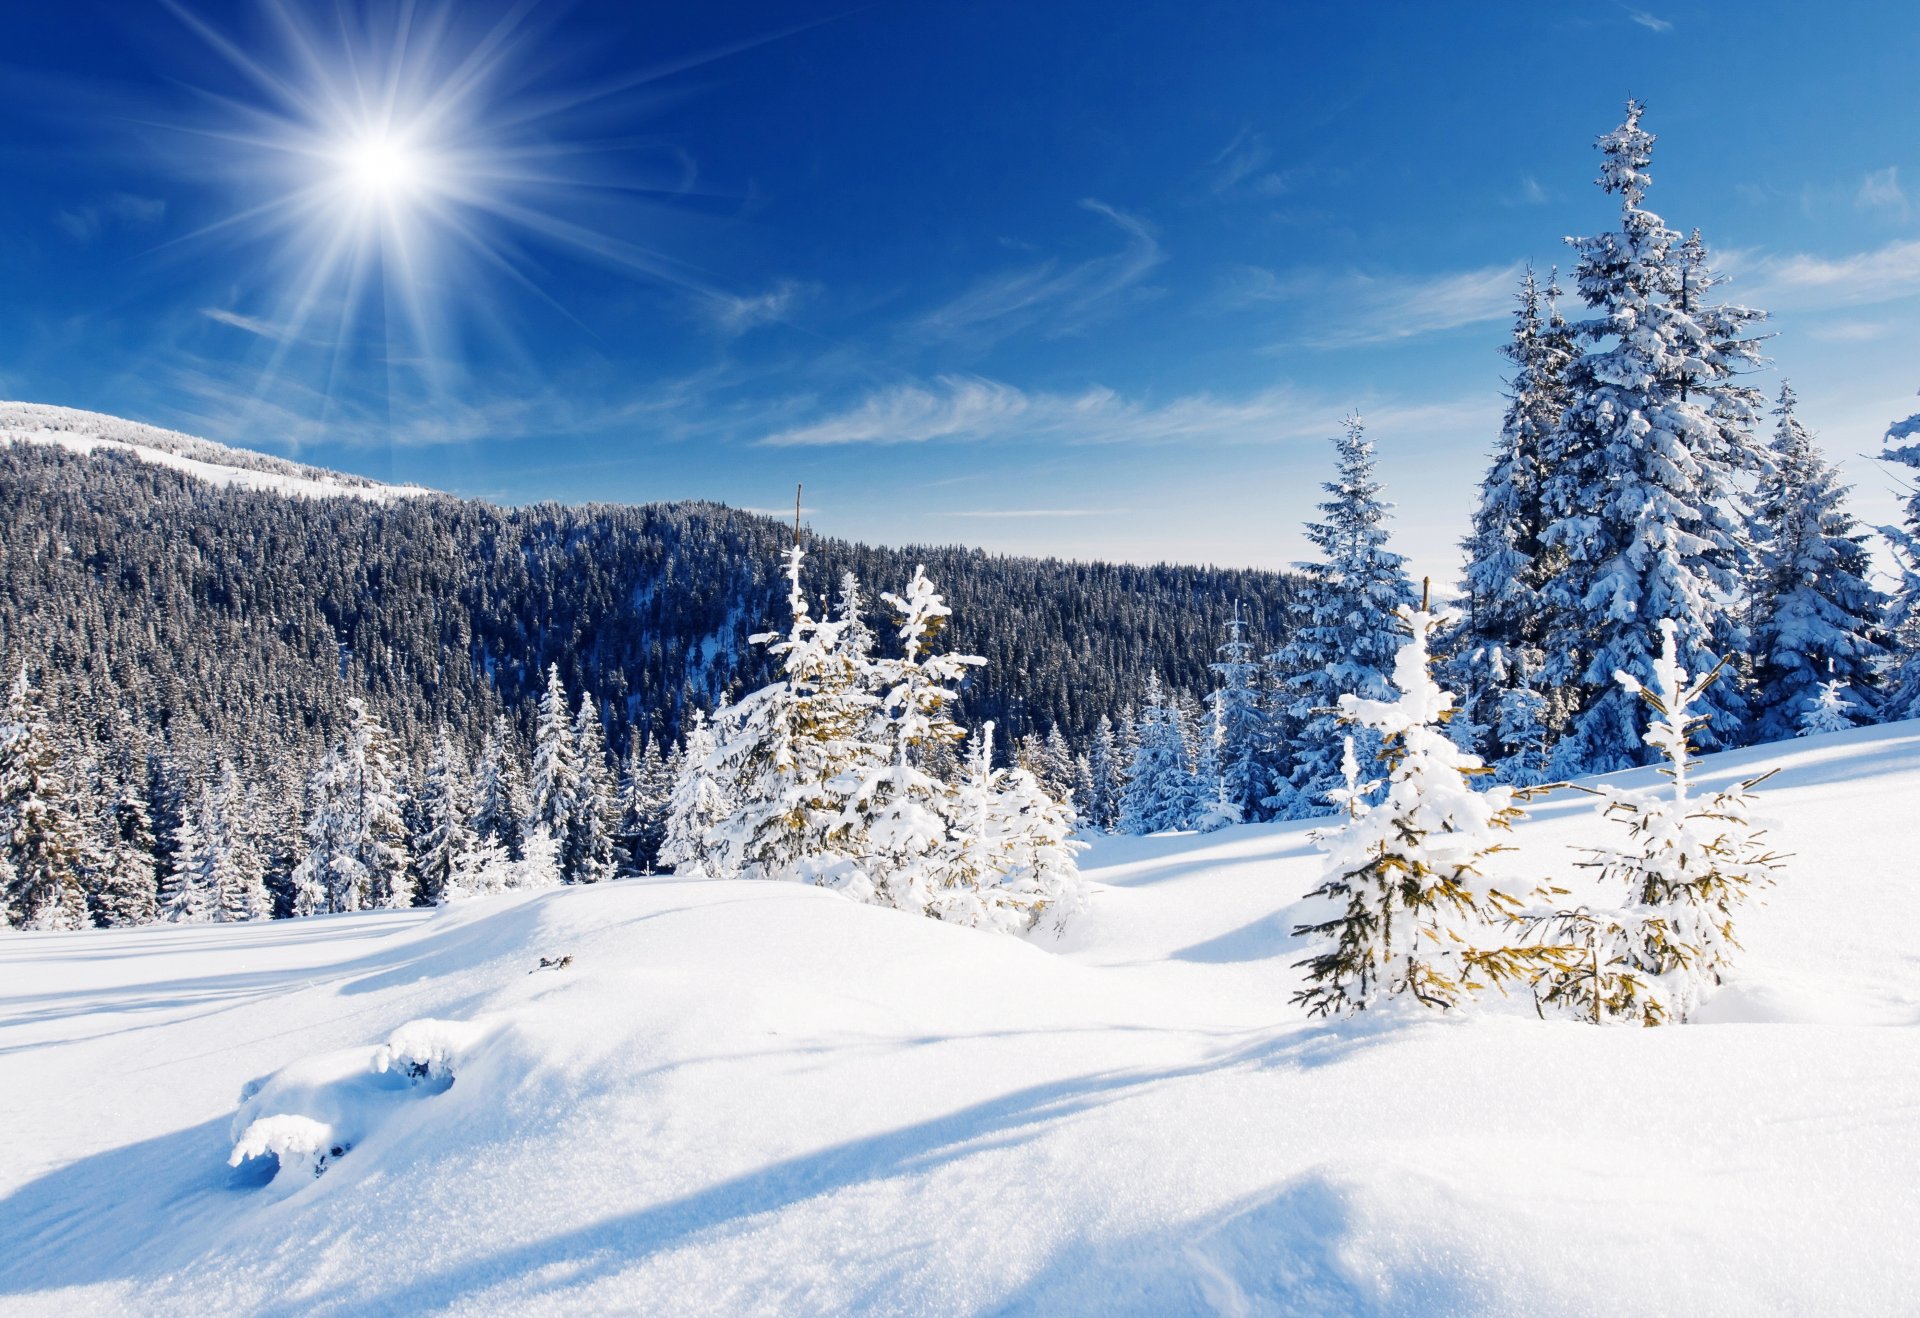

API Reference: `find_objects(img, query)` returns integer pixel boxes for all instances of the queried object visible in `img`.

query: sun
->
[339,132,427,202]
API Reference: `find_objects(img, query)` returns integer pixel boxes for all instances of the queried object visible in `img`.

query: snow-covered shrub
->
[229,1114,344,1183]
[1291,604,1542,1015]
[1526,622,1783,1024]
[1797,680,1857,737]
[371,1018,487,1087]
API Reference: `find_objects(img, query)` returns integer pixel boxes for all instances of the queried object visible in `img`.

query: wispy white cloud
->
[54,194,166,244]
[1227,260,1526,348]
[1515,175,1550,206]
[1626,8,1673,32]
[201,307,287,339]
[942,507,1131,519]
[1856,166,1909,217]
[1733,237,1920,311]
[1806,319,1891,344]
[914,199,1164,345]
[757,374,1495,450]
[1198,128,1298,200]
[702,278,814,335]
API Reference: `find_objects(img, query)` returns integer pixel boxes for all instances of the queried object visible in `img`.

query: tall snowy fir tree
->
[615,738,675,875]
[91,761,160,926]
[1082,715,1125,832]
[0,667,90,930]
[1204,603,1271,823]
[660,709,731,878]
[1267,417,1417,817]
[210,760,270,922]
[290,699,412,913]
[412,732,476,904]
[1539,101,1767,774]
[1881,388,1920,719]
[469,716,528,862]
[1747,382,1884,740]
[1452,267,1573,759]
[565,696,618,884]
[1120,674,1198,834]
[529,665,579,847]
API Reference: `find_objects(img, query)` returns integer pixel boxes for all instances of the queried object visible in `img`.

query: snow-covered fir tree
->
[90,762,160,926]
[290,699,412,914]
[160,801,216,924]
[411,732,476,904]
[1798,679,1857,736]
[1120,673,1199,833]
[529,665,579,847]
[1267,417,1417,818]
[1535,621,1783,1023]
[1204,603,1272,823]
[1452,267,1575,756]
[660,709,731,878]
[1880,388,1920,719]
[615,737,675,875]
[210,761,271,922]
[564,696,618,884]
[0,667,90,929]
[1538,100,1767,774]
[1291,602,1539,1016]
[706,543,881,885]
[1082,715,1125,832]
[842,565,984,913]
[469,716,528,862]
[1747,382,1884,740]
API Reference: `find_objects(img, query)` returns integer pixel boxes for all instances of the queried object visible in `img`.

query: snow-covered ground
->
[0,402,434,503]
[4,723,1917,1315]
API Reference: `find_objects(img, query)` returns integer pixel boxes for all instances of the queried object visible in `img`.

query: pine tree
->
[290,699,411,913]
[1205,602,1271,823]
[1267,417,1417,817]
[660,708,731,878]
[1084,715,1124,832]
[0,667,90,929]
[1453,267,1574,755]
[529,665,579,845]
[161,798,216,923]
[1532,621,1782,1023]
[1798,680,1857,736]
[1291,603,1541,1016]
[1120,674,1198,833]
[1748,382,1885,740]
[1879,390,1920,719]
[211,760,270,922]
[91,764,160,926]
[615,737,674,875]
[412,732,476,904]
[469,716,528,862]
[565,696,617,884]
[1539,101,1767,773]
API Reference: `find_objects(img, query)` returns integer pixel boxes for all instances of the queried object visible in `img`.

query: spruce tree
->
[529,665,579,845]
[412,732,476,904]
[1880,390,1920,719]
[1453,267,1574,755]
[1291,602,1537,1016]
[1539,101,1767,773]
[1120,674,1198,834]
[1267,417,1417,817]
[290,699,411,913]
[1084,715,1124,832]
[92,765,160,926]
[211,760,271,921]
[1798,680,1857,736]
[0,667,90,929]
[615,737,674,875]
[1748,382,1885,740]
[1205,603,1272,823]
[469,716,528,862]
[660,709,731,877]
[565,696,618,884]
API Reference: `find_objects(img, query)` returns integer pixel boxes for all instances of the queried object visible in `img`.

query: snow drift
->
[3,722,1918,1314]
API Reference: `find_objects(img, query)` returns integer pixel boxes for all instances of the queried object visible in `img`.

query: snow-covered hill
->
[0,402,433,502]
[4,723,1917,1314]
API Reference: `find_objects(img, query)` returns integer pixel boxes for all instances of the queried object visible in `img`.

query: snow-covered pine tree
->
[289,700,412,913]
[1537,621,1783,1023]
[469,716,528,862]
[210,760,270,922]
[834,569,877,665]
[1084,714,1124,831]
[1747,382,1884,740]
[160,795,216,924]
[1267,417,1417,817]
[92,763,160,926]
[565,696,618,884]
[516,823,563,890]
[1205,602,1272,823]
[1539,101,1768,774]
[706,544,881,885]
[530,665,579,847]
[843,564,985,912]
[1290,601,1541,1016]
[1879,388,1920,719]
[615,736,674,875]
[1452,267,1574,758]
[412,732,476,904]
[1120,673,1198,833]
[1798,679,1856,736]
[660,708,731,878]
[0,667,90,929]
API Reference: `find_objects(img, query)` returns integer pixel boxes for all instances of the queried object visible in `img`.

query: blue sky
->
[3,0,1917,581]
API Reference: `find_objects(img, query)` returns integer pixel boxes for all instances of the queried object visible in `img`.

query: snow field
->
[3,723,1918,1314]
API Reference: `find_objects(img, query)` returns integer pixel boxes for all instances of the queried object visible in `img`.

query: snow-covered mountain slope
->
[4,723,1918,1315]
[0,402,433,502]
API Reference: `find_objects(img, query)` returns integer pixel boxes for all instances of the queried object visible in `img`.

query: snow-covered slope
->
[4,724,1917,1314]
[0,402,433,502]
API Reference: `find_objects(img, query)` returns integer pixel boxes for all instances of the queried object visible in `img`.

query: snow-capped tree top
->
[1612,619,1718,803]
[1595,98,1654,206]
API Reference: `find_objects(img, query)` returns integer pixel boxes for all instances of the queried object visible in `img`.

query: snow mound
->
[4,723,1920,1313]
[0,401,434,503]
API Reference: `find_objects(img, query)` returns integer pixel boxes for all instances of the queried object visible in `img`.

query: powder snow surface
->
[3,724,1917,1315]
